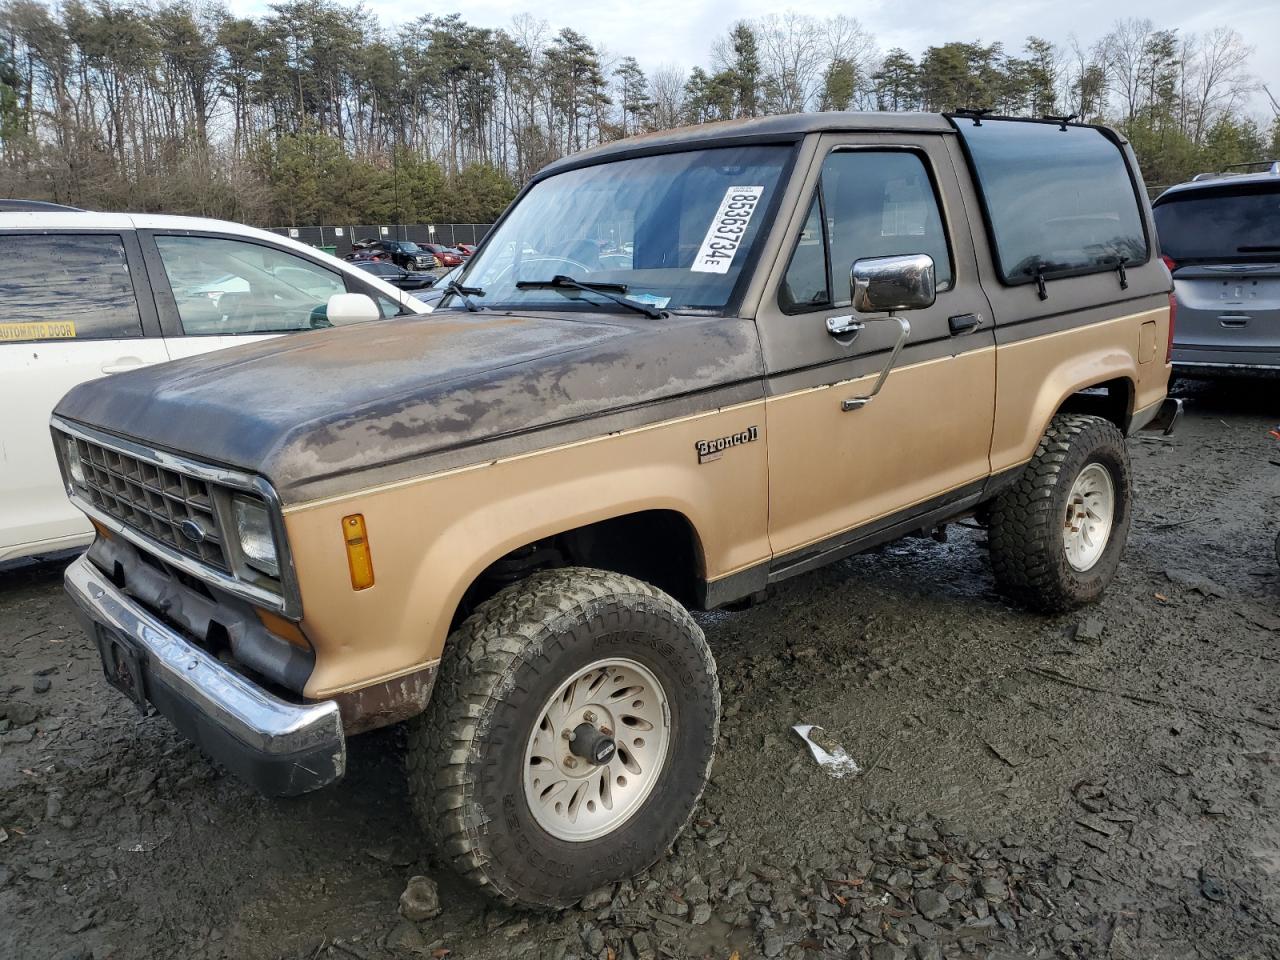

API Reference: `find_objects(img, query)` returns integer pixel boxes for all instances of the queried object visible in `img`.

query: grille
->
[66,435,230,572]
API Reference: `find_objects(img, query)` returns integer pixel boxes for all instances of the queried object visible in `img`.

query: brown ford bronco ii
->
[53,112,1181,907]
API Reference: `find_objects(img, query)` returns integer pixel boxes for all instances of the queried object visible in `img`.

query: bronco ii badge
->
[695,425,759,464]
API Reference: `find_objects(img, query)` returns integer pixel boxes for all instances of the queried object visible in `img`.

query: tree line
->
[1,3,1275,227]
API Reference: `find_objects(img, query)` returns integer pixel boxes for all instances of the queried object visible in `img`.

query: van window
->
[1153,184,1280,264]
[781,150,952,313]
[955,119,1148,284]
[0,234,143,343]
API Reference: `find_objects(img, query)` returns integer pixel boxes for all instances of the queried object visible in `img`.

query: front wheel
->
[407,567,719,908]
[988,414,1132,613]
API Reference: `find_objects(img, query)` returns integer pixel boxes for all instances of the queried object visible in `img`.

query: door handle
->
[826,315,865,337]
[1217,315,1250,328]
[101,357,147,374]
[948,313,981,335]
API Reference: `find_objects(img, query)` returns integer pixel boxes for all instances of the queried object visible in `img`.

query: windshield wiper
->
[516,275,665,319]
[443,280,485,312]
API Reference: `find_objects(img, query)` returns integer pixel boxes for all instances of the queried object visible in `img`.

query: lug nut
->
[565,757,577,768]
[600,726,613,736]
[562,728,574,741]
[584,710,597,723]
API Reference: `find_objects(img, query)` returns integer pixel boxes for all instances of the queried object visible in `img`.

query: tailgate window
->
[953,118,1148,285]
[1153,185,1280,264]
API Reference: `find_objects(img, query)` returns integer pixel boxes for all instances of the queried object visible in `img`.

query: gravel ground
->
[2,378,1278,960]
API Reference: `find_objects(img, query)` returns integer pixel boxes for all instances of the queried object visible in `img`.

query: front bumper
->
[64,555,346,796]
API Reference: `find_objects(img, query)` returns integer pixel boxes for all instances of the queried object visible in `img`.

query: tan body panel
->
[285,403,770,697]
[991,307,1170,474]
[765,346,995,556]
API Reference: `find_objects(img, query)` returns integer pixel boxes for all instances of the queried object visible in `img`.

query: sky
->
[229,0,1280,119]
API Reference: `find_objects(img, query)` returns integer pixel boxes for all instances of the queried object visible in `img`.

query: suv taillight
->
[1161,254,1177,273]
[1166,292,1176,364]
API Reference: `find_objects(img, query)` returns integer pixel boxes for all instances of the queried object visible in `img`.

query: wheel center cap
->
[568,721,616,766]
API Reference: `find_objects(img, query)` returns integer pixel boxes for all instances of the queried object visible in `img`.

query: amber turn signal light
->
[342,514,375,590]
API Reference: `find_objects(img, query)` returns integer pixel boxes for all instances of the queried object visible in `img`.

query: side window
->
[780,197,830,311]
[955,119,1148,284]
[0,234,143,342]
[153,235,348,335]
[780,151,953,314]
[375,292,406,318]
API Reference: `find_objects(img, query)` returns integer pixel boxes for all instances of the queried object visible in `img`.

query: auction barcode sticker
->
[691,186,765,274]
[0,321,77,342]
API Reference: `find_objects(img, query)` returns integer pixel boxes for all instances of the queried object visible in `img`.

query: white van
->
[0,201,432,564]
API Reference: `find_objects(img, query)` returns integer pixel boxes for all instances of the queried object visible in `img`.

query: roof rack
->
[0,198,84,212]
[1190,160,1280,182]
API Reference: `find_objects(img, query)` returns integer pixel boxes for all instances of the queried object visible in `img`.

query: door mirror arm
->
[830,253,934,412]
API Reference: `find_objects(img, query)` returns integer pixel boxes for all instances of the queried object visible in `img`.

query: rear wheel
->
[988,414,1132,612]
[407,567,719,908]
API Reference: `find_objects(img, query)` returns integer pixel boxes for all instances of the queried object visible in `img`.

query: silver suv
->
[1153,161,1280,377]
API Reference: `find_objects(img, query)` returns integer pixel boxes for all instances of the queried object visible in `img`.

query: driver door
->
[757,133,997,565]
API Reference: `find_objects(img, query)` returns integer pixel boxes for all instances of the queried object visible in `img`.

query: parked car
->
[422,242,465,267]
[355,260,438,290]
[54,113,1177,909]
[1152,160,1280,377]
[0,208,431,565]
[414,264,462,307]
[345,239,436,270]
[456,243,477,256]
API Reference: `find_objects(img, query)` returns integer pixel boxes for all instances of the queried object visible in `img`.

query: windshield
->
[1154,185,1280,263]
[397,242,423,253]
[458,145,792,313]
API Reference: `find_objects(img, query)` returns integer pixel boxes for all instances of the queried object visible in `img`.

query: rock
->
[0,701,39,726]
[581,925,605,956]
[629,930,655,960]
[32,676,52,694]
[1164,568,1228,598]
[979,877,1006,901]
[761,931,785,958]
[915,944,943,960]
[1198,868,1227,903]
[690,903,712,925]
[1053,867,1073,889]
[1073,617,1105,643]
[385,920,428,954]
[578,887,611,911]
[398,875,442,923]
[914,889,949,920]
[659,896,688,917]
[871,945,902,960]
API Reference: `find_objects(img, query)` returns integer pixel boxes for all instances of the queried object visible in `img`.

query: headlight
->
[232,495,279,577]
[63,436,85,485]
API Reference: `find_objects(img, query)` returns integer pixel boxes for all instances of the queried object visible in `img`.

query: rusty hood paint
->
[54,310,764,500]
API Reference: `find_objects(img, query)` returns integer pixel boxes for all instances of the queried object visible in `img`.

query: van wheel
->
[988,414,1132,613]
[407,567,719,908]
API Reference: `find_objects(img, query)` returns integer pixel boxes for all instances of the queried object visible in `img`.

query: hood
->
[55,310,762,501]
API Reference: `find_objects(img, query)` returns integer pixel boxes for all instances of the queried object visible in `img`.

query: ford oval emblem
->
[179,518,206,544]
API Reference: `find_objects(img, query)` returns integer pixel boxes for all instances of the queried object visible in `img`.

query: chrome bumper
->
[64,555,345,796]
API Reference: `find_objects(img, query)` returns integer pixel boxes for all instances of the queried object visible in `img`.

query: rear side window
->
[1153,185,1280,264]
[954,119,1148,284]
[0,234,143,343]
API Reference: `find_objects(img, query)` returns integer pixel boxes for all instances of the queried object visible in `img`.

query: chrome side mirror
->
[850,254,936,313]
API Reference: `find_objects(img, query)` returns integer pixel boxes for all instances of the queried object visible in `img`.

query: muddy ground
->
[2,379,1278,960]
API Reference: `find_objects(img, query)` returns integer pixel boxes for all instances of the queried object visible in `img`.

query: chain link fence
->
[268,223,493,256]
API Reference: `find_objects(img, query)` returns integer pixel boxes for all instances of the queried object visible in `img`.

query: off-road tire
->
[988,414,1132,613]
[407,567,719,908]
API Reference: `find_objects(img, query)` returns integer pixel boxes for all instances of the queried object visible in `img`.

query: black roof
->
[535,111,1122,180]
[537,112,954,178]
[0,198,84,212]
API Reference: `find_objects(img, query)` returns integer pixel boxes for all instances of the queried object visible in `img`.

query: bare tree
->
[648,62,685,131]
[1185,27,1254,143]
